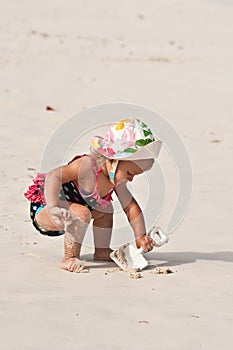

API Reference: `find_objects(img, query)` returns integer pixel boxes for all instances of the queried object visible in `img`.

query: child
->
[24,118,162,273]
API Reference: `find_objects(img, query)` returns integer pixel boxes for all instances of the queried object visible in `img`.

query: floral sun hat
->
[91,118,162,160]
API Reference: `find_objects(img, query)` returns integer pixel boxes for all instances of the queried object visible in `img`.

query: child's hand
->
[136,235,155,253]
[49,207,74,230]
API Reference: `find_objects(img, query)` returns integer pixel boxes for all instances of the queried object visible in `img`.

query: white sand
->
[1,0,233,349]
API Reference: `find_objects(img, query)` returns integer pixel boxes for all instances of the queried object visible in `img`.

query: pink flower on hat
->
[92,118,159,160]
[97,146,116,158]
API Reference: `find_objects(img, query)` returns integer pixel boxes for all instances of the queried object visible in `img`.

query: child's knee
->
[92,204,114,222]
[69,203,92,224]
[35,207,59,231]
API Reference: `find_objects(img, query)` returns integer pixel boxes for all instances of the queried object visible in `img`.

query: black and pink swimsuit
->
[24,154,114,236]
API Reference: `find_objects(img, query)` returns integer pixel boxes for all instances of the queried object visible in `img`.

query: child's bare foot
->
[94,248,113,261]
[60,257,89,273]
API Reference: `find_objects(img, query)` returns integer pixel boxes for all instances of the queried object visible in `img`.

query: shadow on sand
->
[146,251,233,269]
[82,251,233,270]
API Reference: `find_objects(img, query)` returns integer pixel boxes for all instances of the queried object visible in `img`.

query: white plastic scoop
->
[110,226,169,271]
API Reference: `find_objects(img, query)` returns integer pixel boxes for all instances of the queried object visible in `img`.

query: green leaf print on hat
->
[91,118,162,160]
[123,147,137,153]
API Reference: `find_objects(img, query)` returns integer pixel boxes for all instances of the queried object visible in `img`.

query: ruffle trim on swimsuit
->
[24,173,46,205]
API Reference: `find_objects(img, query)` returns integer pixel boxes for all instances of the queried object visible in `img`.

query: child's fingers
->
[60,208,75,225]
[51,216,64,230]
[146,244,153,252]
[49,207,76,228]
[143,236,154,245]
[136,235,155,252]
[48,207,66,229]
[144,238,155,252]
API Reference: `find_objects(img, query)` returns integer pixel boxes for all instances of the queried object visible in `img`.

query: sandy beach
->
[1,0,233,349]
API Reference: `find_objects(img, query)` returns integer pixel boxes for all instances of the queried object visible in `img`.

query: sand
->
[1,0,233,349]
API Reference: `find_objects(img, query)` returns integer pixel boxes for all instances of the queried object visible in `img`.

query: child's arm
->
[44,157,95,228]
[44,156,95,208]
[115,182,155,252]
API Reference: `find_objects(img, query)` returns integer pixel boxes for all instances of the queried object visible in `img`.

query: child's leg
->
[60,203,92,272]
[92,204,113,261]
[35,202,91,272]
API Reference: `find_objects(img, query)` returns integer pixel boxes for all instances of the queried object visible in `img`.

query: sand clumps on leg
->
[60,244,89,273]
[60,216,89,273]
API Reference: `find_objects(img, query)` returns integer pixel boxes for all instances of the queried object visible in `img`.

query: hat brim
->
[93,138,162,160]
[124,140,162,160]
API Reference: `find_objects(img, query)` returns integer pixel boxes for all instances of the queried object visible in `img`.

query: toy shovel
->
[110,226,169,271]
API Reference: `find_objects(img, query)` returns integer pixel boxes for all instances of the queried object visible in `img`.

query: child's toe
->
[60,258,89,273]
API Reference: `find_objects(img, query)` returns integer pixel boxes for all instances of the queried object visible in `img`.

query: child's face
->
[114,161,144,183]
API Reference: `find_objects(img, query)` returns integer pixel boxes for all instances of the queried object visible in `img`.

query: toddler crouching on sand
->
[24,118,162,272]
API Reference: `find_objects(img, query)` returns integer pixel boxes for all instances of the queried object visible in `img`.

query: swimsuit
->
[25,154,114,236]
